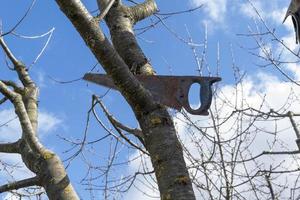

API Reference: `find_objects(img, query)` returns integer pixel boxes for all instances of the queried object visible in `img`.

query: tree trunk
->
[55,0,196,199]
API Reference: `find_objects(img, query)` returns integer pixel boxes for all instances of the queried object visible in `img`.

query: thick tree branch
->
[129,0,158,23]
[97,0,156,75]
[56,0,158,116]
[0,176,40,193]
[0,80,18,100]
[0,140,20,153]
[1,80,24,94]
[13,95,44,154]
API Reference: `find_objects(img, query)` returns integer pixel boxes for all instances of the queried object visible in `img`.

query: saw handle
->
[178,78,220,115]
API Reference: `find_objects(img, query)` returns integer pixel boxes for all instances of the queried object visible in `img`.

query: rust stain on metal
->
[83,73,221,115]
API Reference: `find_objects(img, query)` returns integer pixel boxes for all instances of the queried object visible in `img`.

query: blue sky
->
[1,0,300,199]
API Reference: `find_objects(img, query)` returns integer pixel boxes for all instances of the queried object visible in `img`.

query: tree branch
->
[0,176,40,193]
[0,97,8,105]
[129,0,158,23]
[1,80,23,94]
[0,80,43,154]
[97,0,156,75]
[288,111,300,150]
[0,0,37,37]
[96,0,115,22]
[0,37,34,87]
[0,140,20,153]
[0,37,19,66]
[0,80,18,100]
[93,95,145,144]
[265,174,276,200]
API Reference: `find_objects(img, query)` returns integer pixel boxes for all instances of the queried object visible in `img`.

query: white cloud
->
[287,63,300,81]
[190,0,227,24]
[38,111,62,136]
[239,0,263,19]
[123,70,300,199]
[239,0,286,24]
[0,109,61,142]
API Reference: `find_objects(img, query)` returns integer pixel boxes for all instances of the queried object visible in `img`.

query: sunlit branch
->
[0,80,17,100]
[129,0,158,23]
[1,80,23,94]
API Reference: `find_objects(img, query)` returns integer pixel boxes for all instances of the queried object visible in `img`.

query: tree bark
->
[55,0,196,199]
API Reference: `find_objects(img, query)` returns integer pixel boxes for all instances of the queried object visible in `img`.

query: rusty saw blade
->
[83,73,221,115]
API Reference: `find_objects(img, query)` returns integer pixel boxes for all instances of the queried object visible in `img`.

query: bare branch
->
[157,5,203,16]
[288,111,300,150]
[93,95,144,139]
[0,176,40,193]
[0,0,36,37]
[93,95,148,154]
[265,173,276,200]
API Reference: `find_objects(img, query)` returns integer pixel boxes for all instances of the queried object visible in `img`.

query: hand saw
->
[83,73,221,115]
